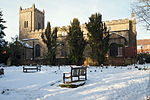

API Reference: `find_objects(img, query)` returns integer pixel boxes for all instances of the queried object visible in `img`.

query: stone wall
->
[19,4,44,40]
[105,19,130,31]
[19,10,32,39]
[34,10,45,30]
[105,57,136,66]
[24,29,47,58]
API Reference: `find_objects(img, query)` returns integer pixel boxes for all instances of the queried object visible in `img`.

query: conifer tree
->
[0,10,7,64]
[9,36,23,65]
[0,10,6,39]
[86,13,110,65]
[41,22,57,65]
[67,18,86,65]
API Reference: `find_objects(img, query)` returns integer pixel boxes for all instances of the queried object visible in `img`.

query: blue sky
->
[0,0,149,41]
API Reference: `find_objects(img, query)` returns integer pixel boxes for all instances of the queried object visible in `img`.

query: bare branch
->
[132,0,150,31]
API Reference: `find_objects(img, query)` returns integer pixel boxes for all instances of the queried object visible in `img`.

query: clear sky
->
[0,0,149,41]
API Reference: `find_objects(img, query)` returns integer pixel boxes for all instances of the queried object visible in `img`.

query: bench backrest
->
[80,68,86,75]
[71,67,87,77]
[71,68,80,77]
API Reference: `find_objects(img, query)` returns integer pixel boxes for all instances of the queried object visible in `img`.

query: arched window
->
[110,43,118,57]
[35,44,40,57]
[24,21,28,28]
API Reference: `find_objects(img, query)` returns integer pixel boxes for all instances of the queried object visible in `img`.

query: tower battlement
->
[105,18,130,25]
[20,4,44,15]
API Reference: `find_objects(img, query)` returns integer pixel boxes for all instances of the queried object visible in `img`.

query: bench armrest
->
[63,72,71,74]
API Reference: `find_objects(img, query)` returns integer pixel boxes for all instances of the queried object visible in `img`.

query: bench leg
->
[23,67,24,72]
[63,73,65,83]
[63,78,65,83]
[71,77,73,82]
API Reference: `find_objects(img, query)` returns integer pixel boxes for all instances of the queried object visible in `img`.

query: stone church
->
[19,4,137,65]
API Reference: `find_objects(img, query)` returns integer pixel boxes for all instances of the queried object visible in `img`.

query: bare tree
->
[132,0,150,31]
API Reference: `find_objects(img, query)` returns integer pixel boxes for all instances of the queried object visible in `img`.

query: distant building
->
[137,39,150,54]
[19,4,137,65]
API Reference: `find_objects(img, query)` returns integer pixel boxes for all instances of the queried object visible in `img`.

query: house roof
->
[137,39,150,45]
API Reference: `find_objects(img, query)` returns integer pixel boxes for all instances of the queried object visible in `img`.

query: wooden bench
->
[63,66,87,83]
[23,66,41,73]
[0,68,4,75]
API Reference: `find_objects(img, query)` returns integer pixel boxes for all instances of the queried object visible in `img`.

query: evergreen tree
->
[0,42,9,64]
[86,13,110,65]
[0,10,8,64]
[41,22,57,65]
[9,36,24,65]
[0,10,6,39]
[67,18,86,65]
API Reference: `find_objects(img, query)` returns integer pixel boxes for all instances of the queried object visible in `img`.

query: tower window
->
[38,23,41,29]
[26,21,28,28]
[24,21,28,28]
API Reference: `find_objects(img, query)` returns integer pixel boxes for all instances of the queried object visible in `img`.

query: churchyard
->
[0,64,150,100]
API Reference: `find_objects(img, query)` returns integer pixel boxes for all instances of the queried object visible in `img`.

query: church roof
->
[19,40,33,49]
[137,39,150,45]
[109,32,126,39]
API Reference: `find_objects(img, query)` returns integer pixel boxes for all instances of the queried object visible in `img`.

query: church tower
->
[19,4,45,40]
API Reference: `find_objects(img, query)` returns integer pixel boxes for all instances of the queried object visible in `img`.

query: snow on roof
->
[18,40,33,48]
[110,32,126,38]
[22,38,39,41]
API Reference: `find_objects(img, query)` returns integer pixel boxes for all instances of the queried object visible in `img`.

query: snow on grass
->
[0,64,150,100]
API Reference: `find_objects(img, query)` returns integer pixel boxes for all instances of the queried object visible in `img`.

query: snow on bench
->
[23,66,41,73]
[63,66,87,83]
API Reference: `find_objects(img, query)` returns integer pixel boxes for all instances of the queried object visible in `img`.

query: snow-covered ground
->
[0,64,150,100]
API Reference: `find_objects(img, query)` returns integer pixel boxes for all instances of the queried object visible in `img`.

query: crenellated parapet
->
[105,18,130,25]
[20,4,44,15]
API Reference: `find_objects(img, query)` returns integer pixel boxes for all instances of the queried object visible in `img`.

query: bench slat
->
[23,66,41,72]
